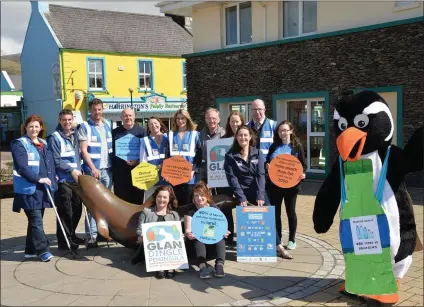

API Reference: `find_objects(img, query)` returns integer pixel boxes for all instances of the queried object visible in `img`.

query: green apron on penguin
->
[339,146,397,295]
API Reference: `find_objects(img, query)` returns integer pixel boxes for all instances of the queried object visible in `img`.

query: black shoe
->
[214,262,225,278]
[155,271,166,279]
[71,236,85,245]
[165,270,176,279]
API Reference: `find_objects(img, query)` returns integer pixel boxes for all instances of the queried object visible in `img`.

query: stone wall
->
[185,20,424,187]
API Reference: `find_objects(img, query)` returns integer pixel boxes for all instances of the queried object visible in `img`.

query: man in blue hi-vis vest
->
[247,99,277,207]
[77,98,113,248]
[47,109,83,251]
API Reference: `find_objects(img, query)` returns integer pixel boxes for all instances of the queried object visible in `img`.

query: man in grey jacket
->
[199,108,226,183]
[47,109,83,250]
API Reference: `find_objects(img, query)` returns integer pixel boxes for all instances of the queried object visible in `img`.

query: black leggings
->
[266,181,299,243]
[195,239,226,265]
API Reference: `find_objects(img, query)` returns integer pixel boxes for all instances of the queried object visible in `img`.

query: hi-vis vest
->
[248,118,276,155]
[80,118,113,172]
[168,130,199,184]
[51,131,81,183]
[141,134,168,185]
[13,136,45,195]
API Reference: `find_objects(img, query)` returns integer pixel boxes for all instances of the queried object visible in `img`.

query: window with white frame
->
[139,60,153,91]
[283,0,317,38]
[225,2,252,46]
[182,61,187,91]
[88,59,104,90]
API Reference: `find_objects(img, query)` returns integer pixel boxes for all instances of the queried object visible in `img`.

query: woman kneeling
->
[136,185,180,279]
[184,182,230,279]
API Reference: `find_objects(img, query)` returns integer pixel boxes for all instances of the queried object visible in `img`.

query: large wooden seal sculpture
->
[68,175,237,249]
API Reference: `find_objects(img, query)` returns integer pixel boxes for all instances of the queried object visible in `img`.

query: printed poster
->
[191,207,228,244]
[207,137,233,187]
[142,221,189,272]
[350,215,382,255]
[236,206,277,262]
[115,134,141,161]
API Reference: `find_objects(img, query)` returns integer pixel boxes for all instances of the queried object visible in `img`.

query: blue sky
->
[1,1,163,55]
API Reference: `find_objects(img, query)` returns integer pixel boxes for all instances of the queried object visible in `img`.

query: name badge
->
[173,144,179,151]
[65,145,72,151]
[264,131,271,137]
[251,159,258,164]
[152,149,159,156]
[28,153,35,160]
[182,143,189,151]
[91,136,97,142]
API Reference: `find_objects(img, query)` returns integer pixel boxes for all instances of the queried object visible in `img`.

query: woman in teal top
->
[266,120,306,255]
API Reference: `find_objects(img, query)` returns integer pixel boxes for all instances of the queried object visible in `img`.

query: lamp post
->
[128,88,134,109]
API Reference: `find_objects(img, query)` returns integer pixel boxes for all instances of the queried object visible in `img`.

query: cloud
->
[0,1,163,55]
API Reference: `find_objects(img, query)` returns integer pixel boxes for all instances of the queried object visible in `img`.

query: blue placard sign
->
[236,206,277,262]
[191,207,228,245]
[115,134,141,161]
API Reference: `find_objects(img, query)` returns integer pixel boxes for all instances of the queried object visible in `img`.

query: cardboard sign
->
[268,154,303,188]
[236,206,277,262]
[207,137,233,187]
[131,162,159,191]
[142,221,189,272]
[161,156,192,186]
[191,207,228,245]
[115,134,141,161]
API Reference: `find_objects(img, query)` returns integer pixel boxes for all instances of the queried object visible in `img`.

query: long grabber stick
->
[45,185,77,259]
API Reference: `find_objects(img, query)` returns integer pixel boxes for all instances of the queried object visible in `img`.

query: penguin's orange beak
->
[336,127,367,161]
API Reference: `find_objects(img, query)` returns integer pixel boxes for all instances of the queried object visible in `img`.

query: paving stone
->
[231,299,252,306]
[287,291,308,300]
[302,286,322,295]
[29,293,81,306]
[303,291,341,303]
[249,302,274,306]
[219,281,268,301]
[269,296,291,305]
[285,300,309,306]
[67,295,115,306]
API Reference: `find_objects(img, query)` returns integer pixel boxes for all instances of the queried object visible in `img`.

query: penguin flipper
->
[403,125,423,173]
[313,161,341,234]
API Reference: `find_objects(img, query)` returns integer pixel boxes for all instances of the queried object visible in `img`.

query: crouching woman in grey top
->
[134,185,180,279]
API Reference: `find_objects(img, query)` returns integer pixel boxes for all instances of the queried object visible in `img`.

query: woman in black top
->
[266,120,306,253]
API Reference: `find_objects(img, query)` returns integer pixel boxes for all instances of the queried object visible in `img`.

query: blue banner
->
[115,134,141,161]
[192,207,228,245]
[236,206,277,262]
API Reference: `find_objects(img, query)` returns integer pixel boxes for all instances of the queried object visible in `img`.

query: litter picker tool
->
[45,184,77,259]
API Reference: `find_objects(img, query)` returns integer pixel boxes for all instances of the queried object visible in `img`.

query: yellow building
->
[21,2,192,132]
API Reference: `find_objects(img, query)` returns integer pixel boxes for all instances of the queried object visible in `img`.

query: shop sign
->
[102,95,186,113]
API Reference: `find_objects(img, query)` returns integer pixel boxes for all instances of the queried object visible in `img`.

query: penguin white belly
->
[361,151,412,278]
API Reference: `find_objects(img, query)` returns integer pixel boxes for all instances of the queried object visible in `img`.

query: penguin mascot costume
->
[313,90,423,305]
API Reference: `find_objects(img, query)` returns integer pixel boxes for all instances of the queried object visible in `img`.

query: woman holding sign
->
[184,182,230,279]
[135,185,180,279]
[165,109,202,207]
[266,120,306,252]
[140,117,169,202]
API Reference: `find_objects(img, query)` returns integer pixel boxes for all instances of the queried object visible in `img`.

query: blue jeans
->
[84,168,112,239]
[24,209,49,255]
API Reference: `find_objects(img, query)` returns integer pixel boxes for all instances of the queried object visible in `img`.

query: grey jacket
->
[136,207,180,237]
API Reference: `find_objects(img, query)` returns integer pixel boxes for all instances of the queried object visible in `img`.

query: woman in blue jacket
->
[140,117,169,202]
[165,109,202,207]
[223,126,265,207]
[11,114,57,262]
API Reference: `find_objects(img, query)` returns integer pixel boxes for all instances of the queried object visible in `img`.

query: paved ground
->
[1,182,423,306]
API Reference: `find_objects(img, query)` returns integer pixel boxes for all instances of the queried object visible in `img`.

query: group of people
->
[11,97,306,279]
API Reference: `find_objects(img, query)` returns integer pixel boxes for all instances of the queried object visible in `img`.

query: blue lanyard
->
[339,146,391,208]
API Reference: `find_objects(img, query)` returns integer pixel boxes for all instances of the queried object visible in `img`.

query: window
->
[225,2,252,46]
[88,59,105,90]
[286,98,325,173]
[283,0,317,38]
[182,61,187,91]
[230,103,252,122]
[138,60,153,91]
